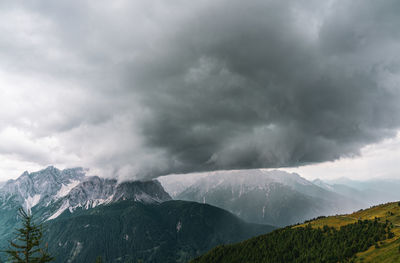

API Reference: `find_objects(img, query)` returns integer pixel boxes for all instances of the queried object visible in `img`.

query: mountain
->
[43,200,275,263]
[159,170,364,226]
[0,166,275,263]
[314,177,400,206]
[0,166,88,252]
[0,166,172,221]
[0,167,170,258]
[192,201,400,263]
[39,175,172,220]
[0,166,86,211]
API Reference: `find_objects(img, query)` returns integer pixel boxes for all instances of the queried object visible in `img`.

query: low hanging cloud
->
[0,0,400,180]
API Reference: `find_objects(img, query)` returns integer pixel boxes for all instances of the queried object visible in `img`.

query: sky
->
[1,0,400,181]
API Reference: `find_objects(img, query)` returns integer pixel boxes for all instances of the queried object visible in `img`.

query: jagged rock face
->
[65,176,172,207]
[1,166,85,197]
[0,166,172,220]
[0,167,85,252]
[66,176,117,208]
[48,176,172,219]
[0,166,85,210]
[115,180,172,203]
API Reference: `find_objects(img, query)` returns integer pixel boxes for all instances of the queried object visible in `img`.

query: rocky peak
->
[114,180,172,203]
[0,166,86,210]
[0,166,172,219]
[47,176,172,220]
[65,176,171,208]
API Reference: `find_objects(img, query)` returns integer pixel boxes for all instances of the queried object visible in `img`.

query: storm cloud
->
[0,0,400,179]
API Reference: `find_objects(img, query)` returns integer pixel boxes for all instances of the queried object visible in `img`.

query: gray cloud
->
[0,0,400,179]
[133,0,400,174]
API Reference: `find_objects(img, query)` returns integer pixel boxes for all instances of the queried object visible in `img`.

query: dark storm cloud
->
[130,0,400,174]
[1,0,400,179]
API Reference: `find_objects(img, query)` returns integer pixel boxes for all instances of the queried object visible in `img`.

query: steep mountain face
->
[0,166,171,221]
[0,166,86,210]
[43,200,275,263]
[0,167,87,251]
[42,176,172,220]
[160,170,364,227]
[0,166,172,257]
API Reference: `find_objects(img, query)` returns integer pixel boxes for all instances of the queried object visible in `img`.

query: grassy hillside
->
[296,201,400,263]
[192,201,400,263]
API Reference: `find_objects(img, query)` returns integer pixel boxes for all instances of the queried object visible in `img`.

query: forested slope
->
[192,202,400,263]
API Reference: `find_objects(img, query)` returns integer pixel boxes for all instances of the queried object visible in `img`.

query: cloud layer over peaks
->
[1,0,400,180]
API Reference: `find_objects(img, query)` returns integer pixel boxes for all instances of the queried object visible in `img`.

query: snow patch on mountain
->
[55,180,81,199]
[25,194,41,211]
[48,200,70,220]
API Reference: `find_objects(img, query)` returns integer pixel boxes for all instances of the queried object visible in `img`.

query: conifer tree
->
[5,207,54,263]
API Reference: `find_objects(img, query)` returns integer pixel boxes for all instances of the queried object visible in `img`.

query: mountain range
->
[313,177,400,206]
[2,166,399,262]
[159,170,365,226]
[0,166,275,262]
